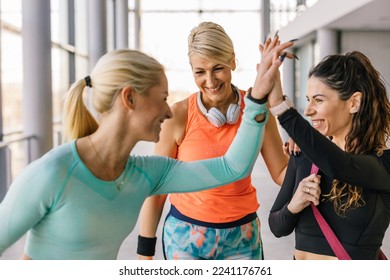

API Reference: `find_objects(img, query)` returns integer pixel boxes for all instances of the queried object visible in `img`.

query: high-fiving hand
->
[251,33,296,105]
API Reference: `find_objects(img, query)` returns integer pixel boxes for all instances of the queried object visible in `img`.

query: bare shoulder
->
[171,98,189,121]
[158,98,189,148]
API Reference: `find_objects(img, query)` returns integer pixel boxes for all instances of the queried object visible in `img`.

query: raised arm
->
[148,97,267,195]
[254,40,390,192]
[260,72,288,186]
[256,36,295,186]
[278,110,390,191]
[261,109,288,186]
[149,38,295,194]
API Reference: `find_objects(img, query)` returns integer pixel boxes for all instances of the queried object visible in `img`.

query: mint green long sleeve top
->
[0,98,267,259]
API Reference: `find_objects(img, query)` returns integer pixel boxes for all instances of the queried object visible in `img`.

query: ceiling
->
[279,0,390,44]
[328,0,390,30]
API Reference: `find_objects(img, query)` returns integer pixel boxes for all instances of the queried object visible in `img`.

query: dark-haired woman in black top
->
[252,40,390,260]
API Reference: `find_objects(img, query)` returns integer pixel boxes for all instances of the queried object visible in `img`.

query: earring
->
[350,108,359,114]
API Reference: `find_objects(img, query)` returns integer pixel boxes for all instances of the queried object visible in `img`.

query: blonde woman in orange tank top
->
[138,22,289,260]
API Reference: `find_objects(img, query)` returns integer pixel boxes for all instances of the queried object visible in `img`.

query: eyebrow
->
[193,64,224,71]
[307,93,327,99]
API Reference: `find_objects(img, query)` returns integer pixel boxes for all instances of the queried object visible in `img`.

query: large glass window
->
[1,0,23,134]
[1,0,24,178]
[271,0,318,32]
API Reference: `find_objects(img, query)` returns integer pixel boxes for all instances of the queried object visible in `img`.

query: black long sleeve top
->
[269,108,390,259]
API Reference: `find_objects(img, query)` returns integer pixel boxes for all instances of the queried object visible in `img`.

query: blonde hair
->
[62,49,164,142]
[188,22,235,66]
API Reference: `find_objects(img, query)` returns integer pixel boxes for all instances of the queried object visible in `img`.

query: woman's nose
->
[304,103,314,117]
[205,73,216,87]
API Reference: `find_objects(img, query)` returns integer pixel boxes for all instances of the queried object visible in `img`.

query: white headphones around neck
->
[197,85,242,128]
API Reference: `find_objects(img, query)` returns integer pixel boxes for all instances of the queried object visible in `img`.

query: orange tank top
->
[169,90,259,223]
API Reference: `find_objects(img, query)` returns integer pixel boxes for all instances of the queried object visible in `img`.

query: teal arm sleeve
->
[0,165,58,256]
[151,97,268,195]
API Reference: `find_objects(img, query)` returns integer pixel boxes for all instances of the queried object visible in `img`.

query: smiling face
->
[304,76,355,147]
[190,54,235,107]
[134,73,173,143]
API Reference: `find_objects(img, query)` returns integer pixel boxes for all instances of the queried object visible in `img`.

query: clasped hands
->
[250,33,295,107]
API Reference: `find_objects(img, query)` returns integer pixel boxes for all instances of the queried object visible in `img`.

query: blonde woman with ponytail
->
[0,43,294,259]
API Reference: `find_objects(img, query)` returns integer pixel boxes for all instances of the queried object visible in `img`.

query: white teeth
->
[312,120,323,126]
[209,85,221,91]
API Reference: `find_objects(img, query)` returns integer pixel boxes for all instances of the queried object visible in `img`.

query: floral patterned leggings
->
[162,215,263,260]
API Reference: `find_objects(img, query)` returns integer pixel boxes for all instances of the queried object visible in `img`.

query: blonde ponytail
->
[62,79,98,142]
[62,49,164,142]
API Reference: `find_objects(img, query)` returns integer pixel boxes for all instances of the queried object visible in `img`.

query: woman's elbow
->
[268,216,292,238]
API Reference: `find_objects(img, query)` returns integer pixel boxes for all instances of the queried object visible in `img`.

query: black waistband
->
[168,205,258,229]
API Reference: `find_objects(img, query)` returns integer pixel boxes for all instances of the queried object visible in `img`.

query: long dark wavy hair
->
[309,51,390,214]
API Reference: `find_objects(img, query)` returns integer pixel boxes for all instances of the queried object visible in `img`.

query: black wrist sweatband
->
[137,235,157,256]
[246,87,268,104]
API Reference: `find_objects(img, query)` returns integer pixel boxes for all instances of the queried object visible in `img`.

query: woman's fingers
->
[283,139,301,156]
[300,174,321,202]
[260,37,279,56]
[259,41,295,71]
[252,37,297,100]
